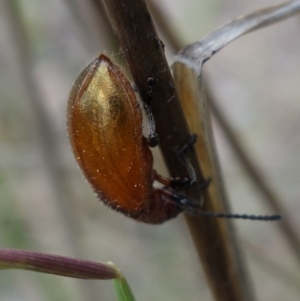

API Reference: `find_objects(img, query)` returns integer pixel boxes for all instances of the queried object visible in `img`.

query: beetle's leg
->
[172,134,198,186]
[143,102,159,147]
[153,170,191,189]
[150,136,198,189]
[143,77,159,147]
[152,170,202,209]
[151,133,210,190]
[153,169,211,191]
[161,187,201,208]
[176,134,197,157]
[174,134,212,189]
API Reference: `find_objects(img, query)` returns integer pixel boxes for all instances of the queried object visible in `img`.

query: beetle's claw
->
[147,132,159,147]
[197,178,211,191]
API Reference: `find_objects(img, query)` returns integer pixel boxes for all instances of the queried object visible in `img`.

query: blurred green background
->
[0,0,300,301]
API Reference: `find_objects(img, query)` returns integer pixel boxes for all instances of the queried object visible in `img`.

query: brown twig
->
[173,62,252,301]
[100,1,252,301]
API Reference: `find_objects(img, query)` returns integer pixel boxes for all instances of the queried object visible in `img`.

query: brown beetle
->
[67,54,189,224]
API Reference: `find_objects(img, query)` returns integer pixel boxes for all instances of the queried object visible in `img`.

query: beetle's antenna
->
[182,201,282,221]
[163,188,282,221]
[194,211,282,221]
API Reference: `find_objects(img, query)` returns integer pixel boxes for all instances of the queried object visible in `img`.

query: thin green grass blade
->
[113,277,136,301]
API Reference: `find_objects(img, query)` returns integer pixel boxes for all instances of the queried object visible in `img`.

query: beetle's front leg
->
[174,134,212,190]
